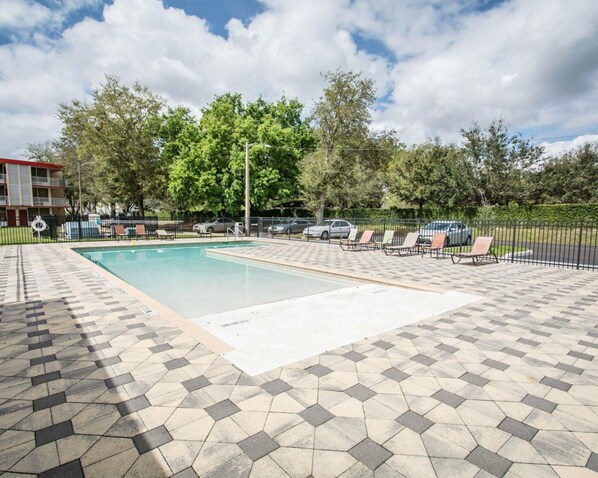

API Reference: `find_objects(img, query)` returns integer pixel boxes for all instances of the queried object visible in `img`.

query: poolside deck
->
[1,240,597,477]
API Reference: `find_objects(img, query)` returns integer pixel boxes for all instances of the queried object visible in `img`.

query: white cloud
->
[0,0,597,158]
[0,0,51,30]
[541,134,598,157]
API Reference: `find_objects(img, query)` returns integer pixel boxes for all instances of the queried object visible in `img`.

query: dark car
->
[417,221,472,246]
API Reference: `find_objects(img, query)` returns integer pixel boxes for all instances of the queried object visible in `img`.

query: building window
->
[31,167,48,178]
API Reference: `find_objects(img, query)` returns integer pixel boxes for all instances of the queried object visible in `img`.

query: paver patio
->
[1,239,597,477]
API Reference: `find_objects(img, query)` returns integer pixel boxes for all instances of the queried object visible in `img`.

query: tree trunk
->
[137,196,145,218]
[316,194,326,223]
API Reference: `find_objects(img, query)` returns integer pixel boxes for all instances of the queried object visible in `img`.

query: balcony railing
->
[0,173,5,183]
[0,195,6,205]
[32,197,69,207]
[52,198,69,207]
[32,176,67,187]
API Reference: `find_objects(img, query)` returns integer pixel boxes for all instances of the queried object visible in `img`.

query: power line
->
[530,132,598,142]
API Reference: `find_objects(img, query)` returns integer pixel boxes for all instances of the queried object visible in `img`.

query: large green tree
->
[58,75,165,216]
[299,70,384,221]
[388,139,474,214]
[533,142,598,204]
[165,94,315,214]
[461,119,544,206]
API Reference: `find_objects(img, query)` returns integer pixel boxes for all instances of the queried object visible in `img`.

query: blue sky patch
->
[163,0,265,38]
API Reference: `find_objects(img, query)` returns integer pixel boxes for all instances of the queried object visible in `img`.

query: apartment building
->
[0,157,68,227]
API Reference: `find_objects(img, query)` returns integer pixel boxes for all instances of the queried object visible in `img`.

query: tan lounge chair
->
[339,228,358,247]
[135,224,151,240]
[156,229,175,240]
[451,236,498,265]
[382,232,420,256]
[113,224,129,241]
[421,233,446,258]
[373,230,395,250]
[340,230,374,251]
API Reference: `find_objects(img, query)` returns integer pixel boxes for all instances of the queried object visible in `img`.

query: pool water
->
[78,243,358,318]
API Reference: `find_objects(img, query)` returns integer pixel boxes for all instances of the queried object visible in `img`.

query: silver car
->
[418,221,472,246]
[303,219,355,240]
[269,219,315,235]
[193,217,235,234]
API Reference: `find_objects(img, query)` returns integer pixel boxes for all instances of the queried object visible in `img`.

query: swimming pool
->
[78,242,358,318]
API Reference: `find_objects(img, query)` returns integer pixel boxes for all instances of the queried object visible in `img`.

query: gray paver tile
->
[165,358,190,370]
[540,376,571,392]
[38,459,84,478]
[349,438,392,471]
[396,410,434,434]
[345,384,376,402]
[521,395,557,414]
[466,445,512,477]
[306,364,333,377]
[104,373,134,389]
[262,379,292,396]
[460,372,490,387]
[33,392,66,412]
[344,351,367,362]
[498,417,538,441]
[432,389,465,408]
[133,425,173,454]
[238,431,279,461]
[116,395,151,416]
[35,420,74,446]
[205,399,241,421]
[300,404,334,427]
[382,368,409,382]
[412,354,437,366]
[182,375,211,393]
[373,340,394,350]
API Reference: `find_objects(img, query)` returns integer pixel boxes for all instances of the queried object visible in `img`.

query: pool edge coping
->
[62,240,234,355]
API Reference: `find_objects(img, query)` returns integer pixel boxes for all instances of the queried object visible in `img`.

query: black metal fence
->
[258,217,598,271]
[1,214,596,271]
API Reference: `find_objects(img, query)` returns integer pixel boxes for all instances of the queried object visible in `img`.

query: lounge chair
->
[451,236,498,265]
[197,224,212,238]
[339,228,358,247]
[382,232,420,256]
[113,224,129,241]
[156,229,175,240]
[340,230,374,251]
[135,224,151,240]
[421,233,446,258]
[373,230,395,250]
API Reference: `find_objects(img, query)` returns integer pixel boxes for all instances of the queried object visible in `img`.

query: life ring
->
[31,216,48,232]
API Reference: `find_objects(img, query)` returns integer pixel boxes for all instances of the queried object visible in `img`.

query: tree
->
[533,142,598,204]
[166,94,315,214]
[58,75,165,216]
[461,119,544,206]
[388,139,474,214]
[299,70,379,221]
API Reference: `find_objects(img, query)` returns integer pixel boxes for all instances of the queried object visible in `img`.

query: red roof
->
[0,157,64,170]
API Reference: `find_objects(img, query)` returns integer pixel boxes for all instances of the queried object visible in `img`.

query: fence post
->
[510,220,517,263]
[576,220,584,270]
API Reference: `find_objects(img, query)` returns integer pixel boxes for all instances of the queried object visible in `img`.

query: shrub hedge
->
[256,203,598,222]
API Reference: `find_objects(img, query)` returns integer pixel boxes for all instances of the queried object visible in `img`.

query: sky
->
[1,0,598,158]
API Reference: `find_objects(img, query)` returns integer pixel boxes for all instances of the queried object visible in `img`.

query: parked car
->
[269,219,315,235]
[303,219,355,240]
[193,217,235,234]
[417,221,472,246]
